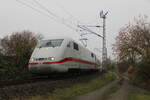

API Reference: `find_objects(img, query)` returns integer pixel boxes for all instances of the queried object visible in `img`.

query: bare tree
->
[0,30,43,69]
[113,16,150,63]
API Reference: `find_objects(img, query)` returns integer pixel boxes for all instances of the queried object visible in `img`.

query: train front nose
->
[28,57,57,74]
[28,63,53,74]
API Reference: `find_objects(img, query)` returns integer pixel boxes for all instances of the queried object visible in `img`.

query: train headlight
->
[48,57,55,61]
[30,58,35,61]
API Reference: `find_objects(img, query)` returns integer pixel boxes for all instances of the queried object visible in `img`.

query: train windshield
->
[37,39,64,48]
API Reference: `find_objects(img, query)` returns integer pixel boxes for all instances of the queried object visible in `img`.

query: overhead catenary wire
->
[55,2,104,46]
[33,0,80,31]
[34,0,79,31]
[54,1,105,51]
[16,0,102,49]
[54,2,96,45]
[31,0,78,31]
[33,0,60,20]
[16,0,78,32]
[55,2,82,24]
[16,0,58,21]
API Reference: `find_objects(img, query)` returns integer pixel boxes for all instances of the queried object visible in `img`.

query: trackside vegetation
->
[113,16,150,90]
[129,91,150,100]
[0,30,42,80]
[22,73,115,100]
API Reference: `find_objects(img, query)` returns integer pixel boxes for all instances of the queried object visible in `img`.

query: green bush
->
[0,30,42,81]
[0,56,31,80]
[136,61,150,81]
[132,61,150,90]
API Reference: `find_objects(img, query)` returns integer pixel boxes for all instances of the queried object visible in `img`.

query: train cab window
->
[91,53,94,58]
[73,42,79,51]
[37,39,64,48]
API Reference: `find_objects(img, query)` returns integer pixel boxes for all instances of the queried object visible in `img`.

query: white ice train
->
[28,37,101,74]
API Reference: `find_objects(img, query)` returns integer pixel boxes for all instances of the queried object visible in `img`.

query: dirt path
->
[74,70,147,100]
[74,80,136,100]
[107,81,132,100]
[74,80,118,100]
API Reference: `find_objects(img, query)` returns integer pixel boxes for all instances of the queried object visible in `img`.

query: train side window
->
[67,42,71,47]
[91,53,94,58]
[73,42,79,51]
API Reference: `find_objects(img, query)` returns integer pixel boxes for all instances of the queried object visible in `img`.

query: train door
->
[66,42,80,69]
[73,42,80,68]
[94,55,97,68]
[91,53,96,69]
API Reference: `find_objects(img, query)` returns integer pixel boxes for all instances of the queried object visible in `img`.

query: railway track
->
[0,75,68,88]
[0,76,48,88]
[0,72,102,100]
[0,71,100,88]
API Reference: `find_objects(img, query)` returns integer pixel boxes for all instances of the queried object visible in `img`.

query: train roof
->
[41,36,99,59]
[43,36,72,40]
[41,37,79,44]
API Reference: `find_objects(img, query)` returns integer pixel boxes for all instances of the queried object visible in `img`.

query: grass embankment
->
[129,92,150,100]
[26,73,115,100]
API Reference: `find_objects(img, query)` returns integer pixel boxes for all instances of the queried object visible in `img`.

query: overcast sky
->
[0,0,150,60]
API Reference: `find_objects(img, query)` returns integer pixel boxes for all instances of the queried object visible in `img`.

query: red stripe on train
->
[28,57,96,65]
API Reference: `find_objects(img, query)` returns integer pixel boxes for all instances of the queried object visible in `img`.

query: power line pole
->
[77,10,108,70]
[100,11,108,69]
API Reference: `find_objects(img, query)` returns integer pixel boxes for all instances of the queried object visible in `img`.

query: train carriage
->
[28,37,101,74]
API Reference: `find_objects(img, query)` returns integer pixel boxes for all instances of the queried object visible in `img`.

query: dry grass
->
[25,73,115,100]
